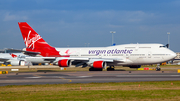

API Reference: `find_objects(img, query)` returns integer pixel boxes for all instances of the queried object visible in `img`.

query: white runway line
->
[78,76,92,78]
[25,77,41,78]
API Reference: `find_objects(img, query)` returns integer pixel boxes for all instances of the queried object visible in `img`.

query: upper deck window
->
[160,44,169,48]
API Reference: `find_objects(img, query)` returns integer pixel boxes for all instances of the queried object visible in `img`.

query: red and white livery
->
[18,22,176,71]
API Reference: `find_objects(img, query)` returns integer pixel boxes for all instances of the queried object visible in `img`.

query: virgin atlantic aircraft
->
[18,22,176,71]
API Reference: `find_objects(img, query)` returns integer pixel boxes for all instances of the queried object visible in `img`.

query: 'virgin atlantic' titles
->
[89,49,133,55]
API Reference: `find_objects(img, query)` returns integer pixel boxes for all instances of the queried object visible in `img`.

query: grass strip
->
[0,81,180,101]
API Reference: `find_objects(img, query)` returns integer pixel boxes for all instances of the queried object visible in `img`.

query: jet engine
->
[92,61,106,69]
[58,59,71,67]
[10,60,25,66]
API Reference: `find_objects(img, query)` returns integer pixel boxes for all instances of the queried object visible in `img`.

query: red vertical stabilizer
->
[18,22,61,57]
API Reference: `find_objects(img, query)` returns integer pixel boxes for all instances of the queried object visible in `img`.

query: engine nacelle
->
[10,60,26,66]
[93,61,106,69]
[10,60,20,66]
[129,65,141,68]
[10,60,32,66]
[58,59,71,67]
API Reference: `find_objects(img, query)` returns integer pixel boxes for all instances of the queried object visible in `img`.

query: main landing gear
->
[89,66,115,71]
[89,67,103,71]
[156,64,161,71]
[107,66,115,71]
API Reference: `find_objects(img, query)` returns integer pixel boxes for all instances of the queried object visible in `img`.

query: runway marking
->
[25,77,41,78]
[33,74,43,78]
[78,76,92,78]
[59,77,65,79]
[32,74,72,82]
[24,74,44,79]
[59,77,72,82]
[88,73,96,75]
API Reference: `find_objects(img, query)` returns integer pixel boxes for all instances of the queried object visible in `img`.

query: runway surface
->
[0,71,180,86]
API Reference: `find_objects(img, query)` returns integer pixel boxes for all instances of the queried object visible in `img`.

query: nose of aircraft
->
[170,51,177,59]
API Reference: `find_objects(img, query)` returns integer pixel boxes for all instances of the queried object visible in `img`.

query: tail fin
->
[18,22,60,57]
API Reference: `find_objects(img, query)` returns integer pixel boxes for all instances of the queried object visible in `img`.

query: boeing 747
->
[18,22,176,71]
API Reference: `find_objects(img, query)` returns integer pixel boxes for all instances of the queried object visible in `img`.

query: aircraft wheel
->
[4,62,9,66]
[107,68,115,71]
[89,67,94,71]
[89,67,102,71]
[156,67,161,71]
[107,66,115,71]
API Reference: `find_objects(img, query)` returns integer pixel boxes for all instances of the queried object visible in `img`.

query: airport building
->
[175,52,180,59]
[173,52,180,65]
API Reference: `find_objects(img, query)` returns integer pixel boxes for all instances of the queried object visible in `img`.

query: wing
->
[25,56,127,67]
[26,57,123,62]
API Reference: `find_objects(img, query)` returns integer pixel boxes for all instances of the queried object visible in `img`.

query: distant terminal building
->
[172,52,180,65]
[175,52,180,59]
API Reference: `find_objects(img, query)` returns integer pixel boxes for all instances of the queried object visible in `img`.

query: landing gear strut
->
[156,64,161,71]
[107,66,115,71]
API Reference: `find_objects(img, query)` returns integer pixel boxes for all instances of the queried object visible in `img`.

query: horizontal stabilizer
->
[7,49,40,56]
[0,58,10,61]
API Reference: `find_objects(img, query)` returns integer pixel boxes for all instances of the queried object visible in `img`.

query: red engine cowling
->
[93,61,106,69]
[58,59,71,67]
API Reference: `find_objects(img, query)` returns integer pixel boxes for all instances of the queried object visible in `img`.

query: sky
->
[0,0,180,52]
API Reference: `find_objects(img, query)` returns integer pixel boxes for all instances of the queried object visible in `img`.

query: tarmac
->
[0,68,180,86]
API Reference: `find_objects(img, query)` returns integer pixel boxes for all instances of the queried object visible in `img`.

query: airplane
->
[18,22,177,71]
[0,53,29,66]
[0,52,52,66]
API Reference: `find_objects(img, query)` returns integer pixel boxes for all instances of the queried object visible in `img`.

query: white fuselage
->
[55,44,176,66]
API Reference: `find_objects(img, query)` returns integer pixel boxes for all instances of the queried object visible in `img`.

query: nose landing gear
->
[156,64,161,71]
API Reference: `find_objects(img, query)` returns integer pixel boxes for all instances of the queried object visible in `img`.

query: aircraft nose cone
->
[171,52,177,58]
